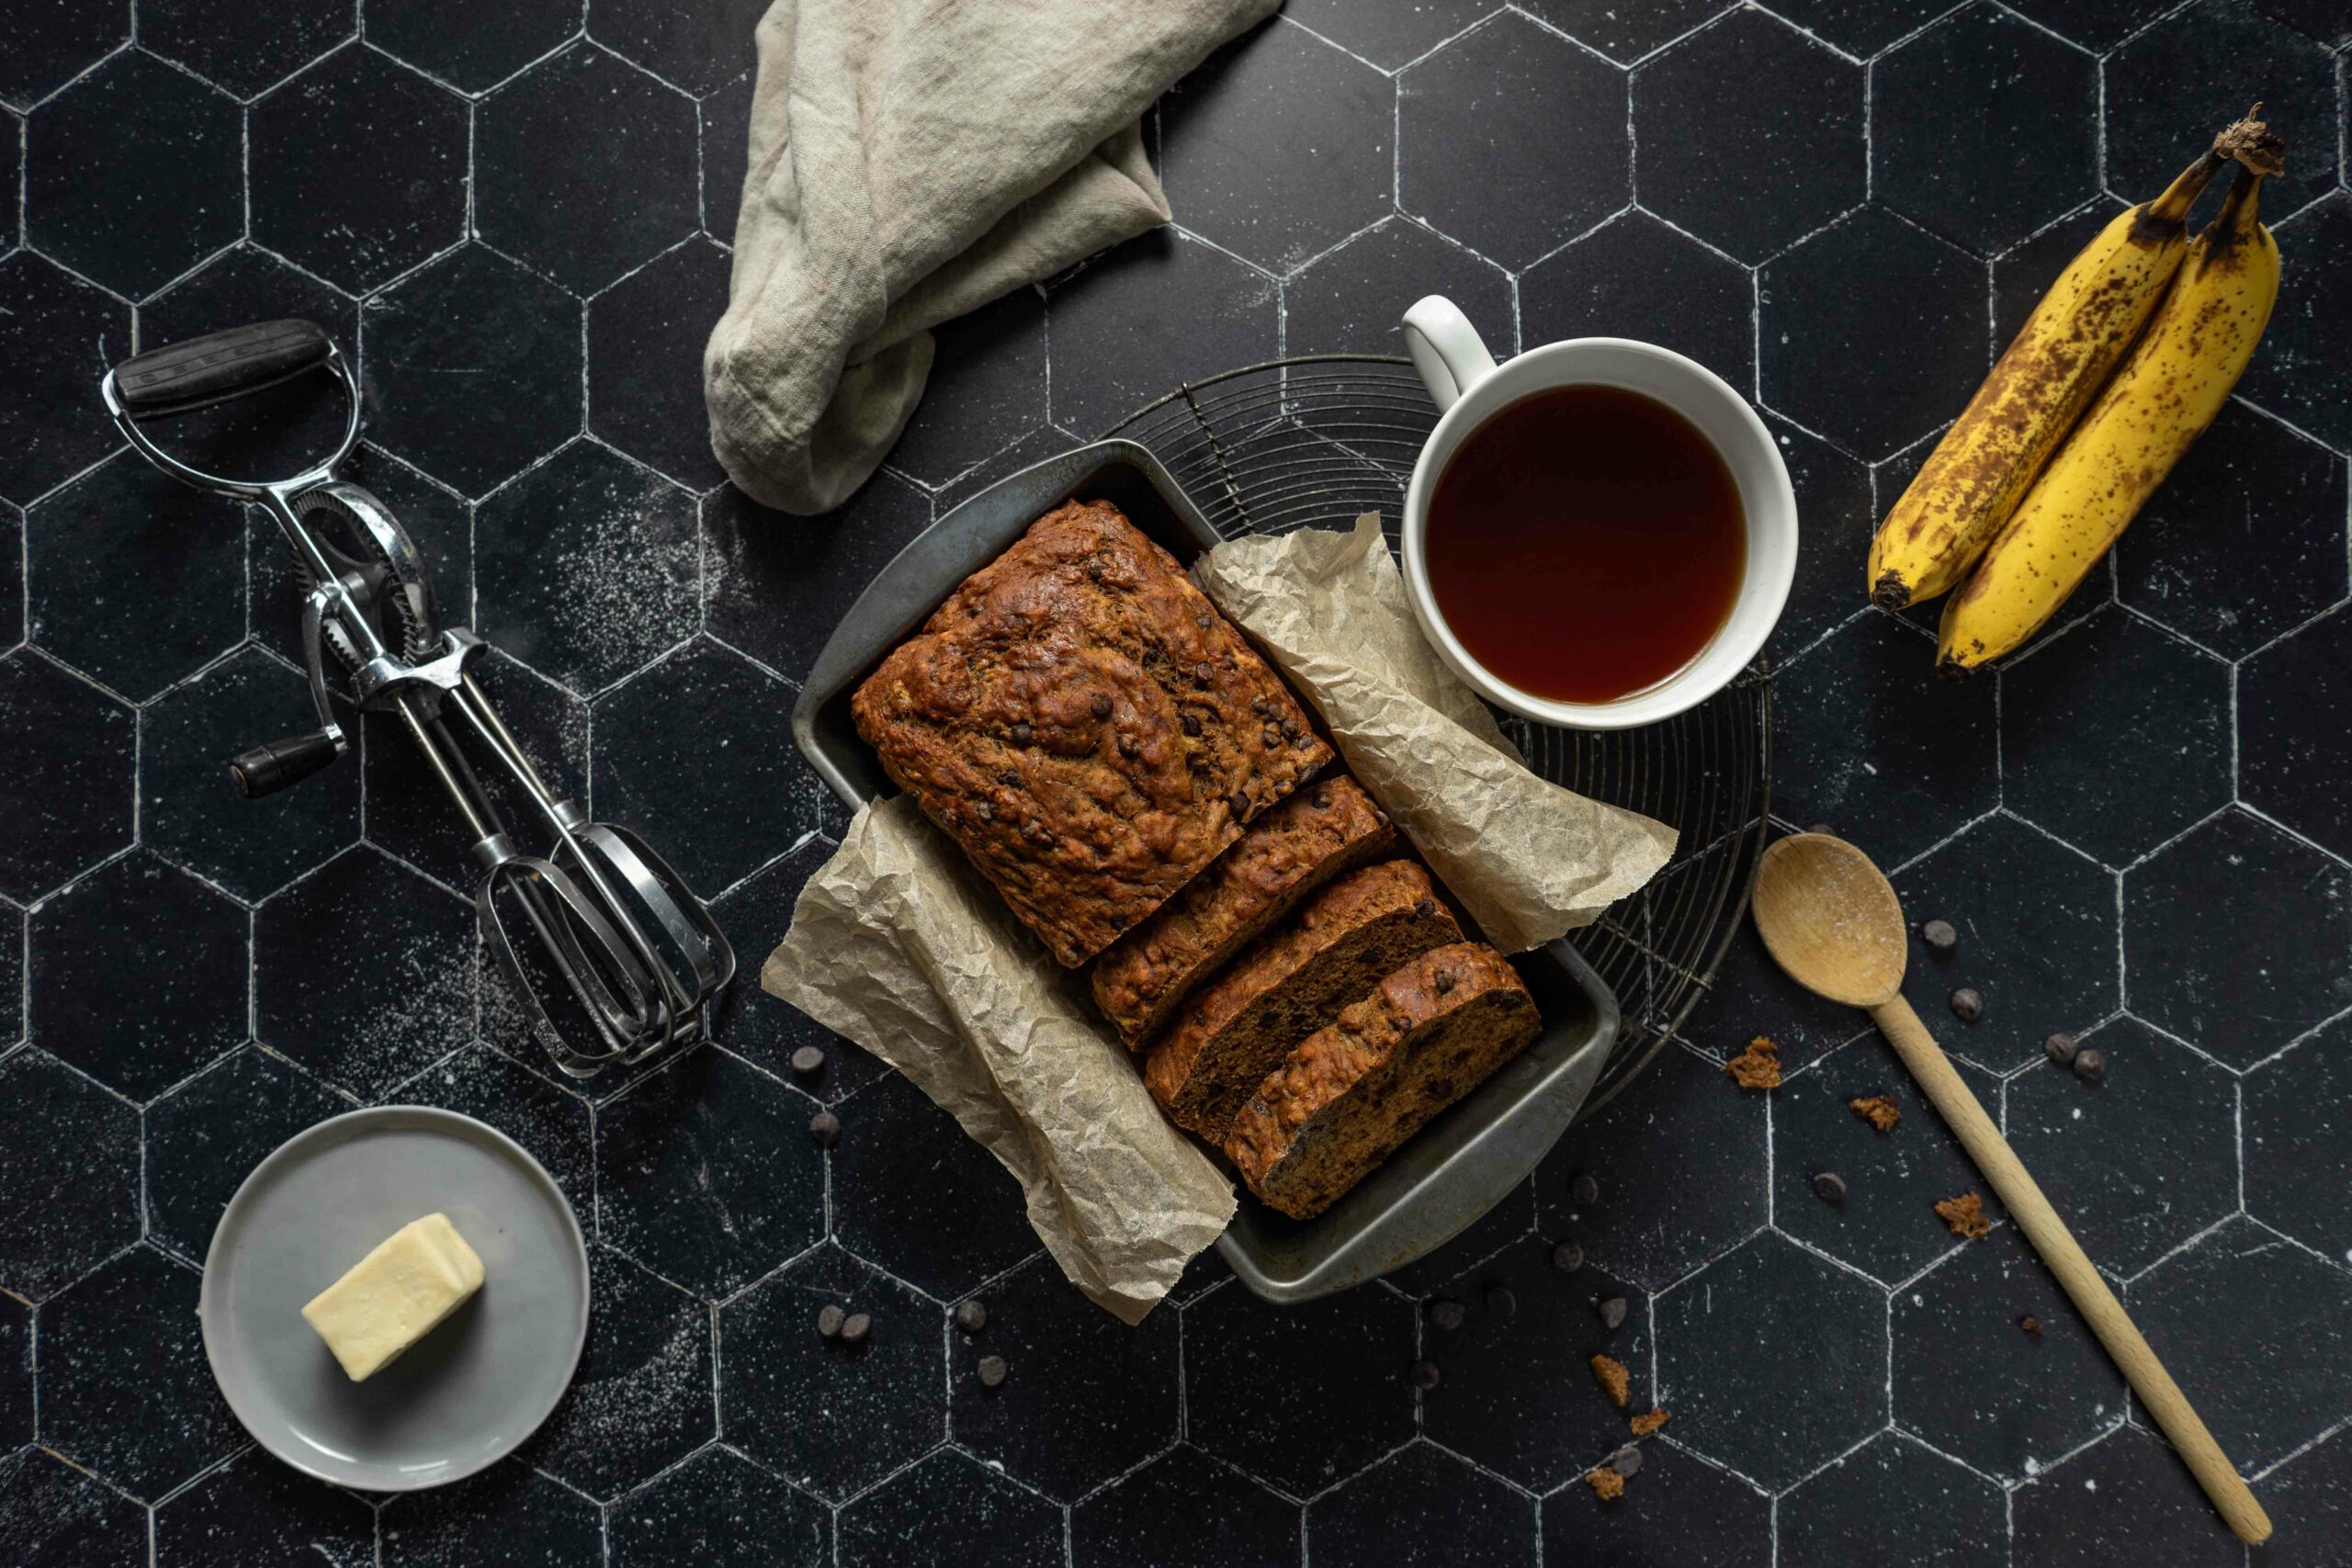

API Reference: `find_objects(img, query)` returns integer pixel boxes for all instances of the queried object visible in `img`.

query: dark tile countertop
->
[2,1,2350,1563]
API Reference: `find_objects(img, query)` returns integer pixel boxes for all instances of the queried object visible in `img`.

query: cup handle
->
[1402,295,1498,413]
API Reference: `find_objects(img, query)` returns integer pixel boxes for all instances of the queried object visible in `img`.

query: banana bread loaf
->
[851,499,1331,966]
[1227,942,1541,1220]
[1143,860,1462,1136]
[1091,776,1394,1048]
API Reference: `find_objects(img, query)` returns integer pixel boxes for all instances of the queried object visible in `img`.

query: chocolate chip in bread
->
[1091,777,1395,1048]
[1142,861,1462,1137]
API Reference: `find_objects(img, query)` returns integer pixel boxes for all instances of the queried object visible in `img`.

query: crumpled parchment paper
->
[763,513,1677,1320]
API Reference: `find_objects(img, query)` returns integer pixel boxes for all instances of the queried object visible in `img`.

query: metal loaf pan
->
[791,439,1620,1304]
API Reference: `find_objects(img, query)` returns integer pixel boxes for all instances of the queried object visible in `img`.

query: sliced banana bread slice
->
[1092,778,1395,1049]
[1142,860,1461,1137]
[1227,943,1541,1221]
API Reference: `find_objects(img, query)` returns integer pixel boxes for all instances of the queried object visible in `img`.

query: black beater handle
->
[229,730,341,798]
[111,320,333,419]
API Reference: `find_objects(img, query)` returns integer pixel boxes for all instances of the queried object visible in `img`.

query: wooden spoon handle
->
[1869,995,2272,1545]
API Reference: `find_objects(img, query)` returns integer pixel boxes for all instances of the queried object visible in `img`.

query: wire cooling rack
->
[1103,355,1773,1117]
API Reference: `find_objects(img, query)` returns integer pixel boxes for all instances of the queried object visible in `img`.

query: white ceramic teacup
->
[1399,295,1796,731]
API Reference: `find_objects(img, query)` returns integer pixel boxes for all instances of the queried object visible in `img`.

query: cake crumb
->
[1935,1192,1993,1238]
[1849,1094,1901,1132]
[1591,1353,1631,1408]
[1725,1036,1781,1090]
[1631,1407,1670,1437]
[2020,1314,2043,1337]
[1586,1466,1626,1502]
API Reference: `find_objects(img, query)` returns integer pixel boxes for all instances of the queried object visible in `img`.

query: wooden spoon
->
[1751,832,2271,1546]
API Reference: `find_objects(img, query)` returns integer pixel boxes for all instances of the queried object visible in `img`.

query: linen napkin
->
[704,0,1278,513]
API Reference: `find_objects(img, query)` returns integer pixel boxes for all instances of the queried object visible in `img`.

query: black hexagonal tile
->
[0,649,135,904]
[1286,0,1492,69]
[720,1240,942,1502]
[24,50,239,299]
[1890,814,2120,1069]
[2124,809,2352,1070]
[2237,193,2352,456]
[1676,866,1875,1075]
[699,69,754,245]
[401,1042,594,1213]
[515,1245,714,1499]
[1309,1442,1536,1565]
[153,1449,378,1566]
[1758,415,1874,664]
[2007,1018,2236,1277]
[141,648,362,902]
[1656,1232,1888,1490]
[367,0,580,95]
[596,1043,824,1299]
[378,1460,604,1565]
[1184,1278,1416,1497]
[1383,1173,1534,1300]
[953,1251,1180,1502]
[0,500,20,649]
[1283,217,1513,361]
[703,469,932,683]
[1072,1444,1301,1568]
[41,1246,239,1499]
[1046,230,1279,436]
[589,0,764,97]
[1779,1432,2005,1568]
[1521,209,1752,391]
[0,1448,147,1567]
[142,0,353,98]
[1397,12,1627,269]
[2012,1425,2242,1566]
[1422,1235,1648,1488]
[0,1292,26,1448]
[2004,613,2233,869]
[0,3,127,111]
[2007,0,2158,50]
[1761,209,1988,462]
[1521,0,1722,64]
[2245,606,2352,865]
[0,253,131,507]
[1894,1224,2125,1481]
[360,244,584,497]
[249,45,469,294]
[475,440,698,693]
[1544,1442,1771,1566]
[1775,1034,2007,1283]
[27,449,244,703]
[2118,400,2348,663]
[1774,613,1997,869]
[1768,0,1951,55]
[2255,1427,2352,1565]
[1162,20,1393,275]
[0,905,17,1052]
[30,849,247,1100]
[587,237,731,490]
[828,1067,1038,1301]
[1632,9,1863,266]
[0,1050,139,1300]
[837,1449,1063,1568]
[477,41,699,295]
[886,287,1049,487]
[2106,1,2338,225]
[1874,6,2098,257]
[146,1046,347,1260]
[2244,1021,2352,1266]
[592,638,844,894]
[2132,1214,2352,1472]
[707,838,886,1100]
[608,1446,829,1566]
[1536,1042,1768,1291]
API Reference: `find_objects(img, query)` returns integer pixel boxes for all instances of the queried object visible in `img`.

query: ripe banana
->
[1867,145,2223,611]
[1938,143,2283,675]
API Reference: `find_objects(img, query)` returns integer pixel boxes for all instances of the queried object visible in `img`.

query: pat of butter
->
[300,1213,486,1382]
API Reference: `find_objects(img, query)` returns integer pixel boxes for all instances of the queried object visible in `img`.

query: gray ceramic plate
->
[198,1105,590,1492]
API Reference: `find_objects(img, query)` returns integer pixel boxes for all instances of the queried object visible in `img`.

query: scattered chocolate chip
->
[2045,1032,2078,1066]
[1010,721,1033,746]
[1812,1170,1848,1204]
[1117,734,1139,760]
[809,1111,842,1148]
[1294,732,1315,749]
[1598,1296,1628,1330]
[1262,723,1283,746]
[2073,1047,2107,1085]
[1227,790,1250,818]
[1411,1359,1442,1391]
[840,1312,871,1344]
[1193,661,1215,684]
[1552,1240,1585,1274]
[1181,714,1203,738]
[1485,1284,1518,1319]
[977,1354,1008,1388]
[1250,696,1272,716]
[1194,614,1211,628]
[1312,790,1330,810]
[956,1299,988,1335]
[1610,1445,1644,1478]
[2020,1314,2044,1337]
[1415,897,1436,918]
[789,1044,827,1077]
[1427,1297,1466,1332]
[1921,919,1958,953]
[817,1304,844,1337]
[1090,694,1112,719]
[1283,718,1302,739]
[998,769,1021,786]
[1950,987,1984,1023]
[1569,1172,1601,1207]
